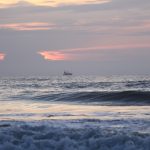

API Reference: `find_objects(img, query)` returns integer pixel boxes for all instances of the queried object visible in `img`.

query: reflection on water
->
[0,100,150,121]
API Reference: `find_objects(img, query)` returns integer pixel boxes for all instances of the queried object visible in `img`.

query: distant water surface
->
[1,75,150,105]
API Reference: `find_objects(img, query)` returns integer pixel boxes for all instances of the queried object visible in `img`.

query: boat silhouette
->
[63,71,72,76]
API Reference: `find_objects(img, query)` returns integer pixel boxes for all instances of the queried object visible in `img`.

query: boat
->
[63,71,72,76]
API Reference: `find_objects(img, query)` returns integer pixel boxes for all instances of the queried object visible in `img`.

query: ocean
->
[0,75,150,150]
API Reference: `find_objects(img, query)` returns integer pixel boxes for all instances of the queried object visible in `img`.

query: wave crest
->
[31,91,150,105]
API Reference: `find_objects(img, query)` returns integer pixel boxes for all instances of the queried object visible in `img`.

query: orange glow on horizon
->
[38,51,68,61]
[0,52,5,61]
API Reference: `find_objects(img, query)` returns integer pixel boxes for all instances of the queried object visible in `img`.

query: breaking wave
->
[30,90,150,105]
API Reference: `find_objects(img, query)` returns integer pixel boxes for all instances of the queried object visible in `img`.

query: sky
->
[0,0,150,76]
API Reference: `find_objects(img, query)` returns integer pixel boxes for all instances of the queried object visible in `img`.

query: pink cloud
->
[122,20,150,34]
[58,43,150,53]
[142,20,150,28]
[0,22,56,31]
[38,51,69,61]
[38,43,150,61]
[0,52,5,61]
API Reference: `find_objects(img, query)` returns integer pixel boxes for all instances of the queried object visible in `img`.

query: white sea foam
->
[0,120,150,150]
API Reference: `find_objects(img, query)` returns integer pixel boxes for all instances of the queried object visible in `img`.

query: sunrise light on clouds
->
[0,0,150,75]
[0,22,56,31]
[0,0,111,8]
[0,0,18,8]
[38,43,150,61]
[27,0,111,6]
[0,52,5,61]
[38,51,68,61]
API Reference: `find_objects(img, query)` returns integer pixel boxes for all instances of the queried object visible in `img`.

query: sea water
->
[0,76,150,150]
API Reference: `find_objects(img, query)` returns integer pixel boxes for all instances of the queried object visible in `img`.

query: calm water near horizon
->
[0,75,150,150]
